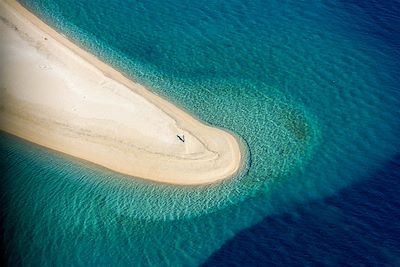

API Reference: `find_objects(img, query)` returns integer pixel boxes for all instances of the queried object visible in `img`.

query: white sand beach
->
[0,0,242,185]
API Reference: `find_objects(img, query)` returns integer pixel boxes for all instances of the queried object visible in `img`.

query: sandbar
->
[0,0,242,185]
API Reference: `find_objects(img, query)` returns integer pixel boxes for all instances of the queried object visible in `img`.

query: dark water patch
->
[278,106,310,142]
[204,154,400,266]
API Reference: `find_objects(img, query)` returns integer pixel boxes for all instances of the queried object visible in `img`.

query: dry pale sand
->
[0,0,242,185]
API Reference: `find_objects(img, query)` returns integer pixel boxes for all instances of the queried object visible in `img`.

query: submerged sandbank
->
[0,0,242,185]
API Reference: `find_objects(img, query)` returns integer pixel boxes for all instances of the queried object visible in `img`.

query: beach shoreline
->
[0,0,242,185]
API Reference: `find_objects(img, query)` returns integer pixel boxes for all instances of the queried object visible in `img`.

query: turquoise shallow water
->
[1,0,399,265]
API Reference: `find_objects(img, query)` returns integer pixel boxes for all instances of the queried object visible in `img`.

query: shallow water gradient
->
[1,0,399,265]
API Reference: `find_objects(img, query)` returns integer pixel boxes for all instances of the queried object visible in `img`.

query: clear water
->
[1,0,399,265]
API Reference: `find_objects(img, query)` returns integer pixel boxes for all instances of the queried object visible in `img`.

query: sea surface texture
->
[1,0,399,266]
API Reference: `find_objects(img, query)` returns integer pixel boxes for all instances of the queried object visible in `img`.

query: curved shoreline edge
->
[0,0,243,185]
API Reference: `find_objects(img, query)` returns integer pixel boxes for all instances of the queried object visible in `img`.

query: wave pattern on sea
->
[1,0,400,265]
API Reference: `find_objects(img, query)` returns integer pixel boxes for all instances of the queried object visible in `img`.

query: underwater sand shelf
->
[0,0,242,185]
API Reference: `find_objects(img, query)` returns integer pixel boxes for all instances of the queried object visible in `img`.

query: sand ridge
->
[0,0,242,185]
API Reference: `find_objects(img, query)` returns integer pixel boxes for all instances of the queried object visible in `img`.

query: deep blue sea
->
[1,0,399,266]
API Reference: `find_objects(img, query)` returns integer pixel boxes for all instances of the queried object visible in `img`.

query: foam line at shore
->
[0,0,242,185]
